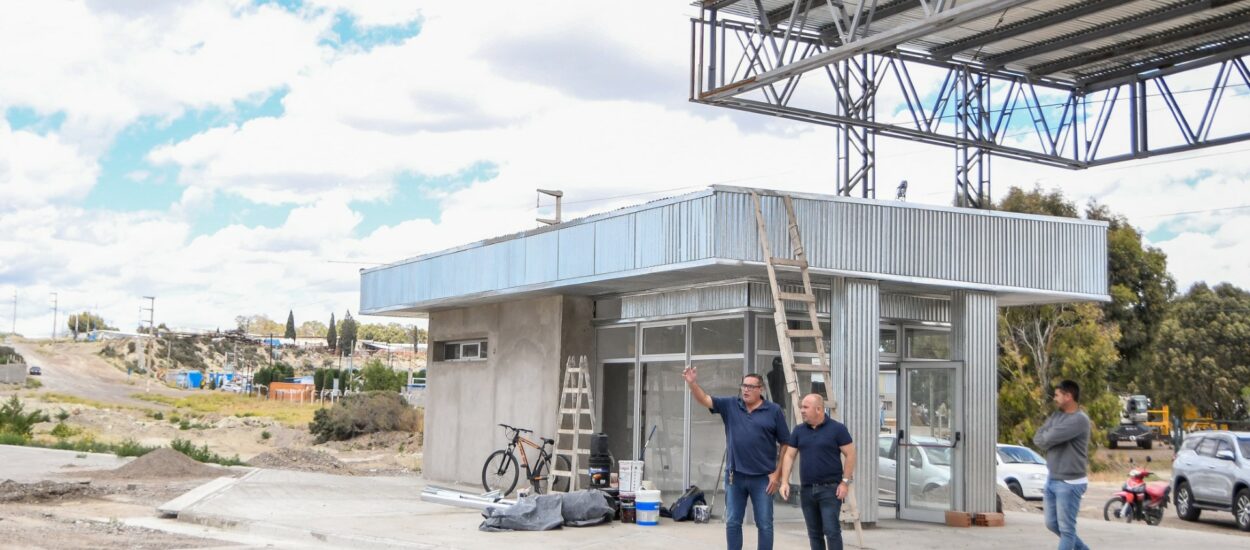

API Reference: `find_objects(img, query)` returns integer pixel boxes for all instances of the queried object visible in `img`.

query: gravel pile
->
[247,447,351,474]
[96,448,224,480]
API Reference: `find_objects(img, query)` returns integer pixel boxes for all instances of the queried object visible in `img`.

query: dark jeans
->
[725,471,774,550]
[800,484,843,550]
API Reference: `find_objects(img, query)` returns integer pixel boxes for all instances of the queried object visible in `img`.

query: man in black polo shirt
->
[779,393,856,550]
[685,367,790,550]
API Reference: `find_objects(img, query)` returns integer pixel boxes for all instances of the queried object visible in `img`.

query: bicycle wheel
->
[533,454,573,494]
[482,450,519,496]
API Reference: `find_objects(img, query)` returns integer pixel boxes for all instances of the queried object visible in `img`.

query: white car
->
[997,444,1048,500]
[878,434,952,500]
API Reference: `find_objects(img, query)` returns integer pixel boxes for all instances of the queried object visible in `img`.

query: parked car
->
[997,444,1047,499]
[878,434,951,500]
[219,382,243,393]
[1171,430,1250,531]
[28,365,41,376]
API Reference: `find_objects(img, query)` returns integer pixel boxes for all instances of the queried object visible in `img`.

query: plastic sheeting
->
[479,490,614,532]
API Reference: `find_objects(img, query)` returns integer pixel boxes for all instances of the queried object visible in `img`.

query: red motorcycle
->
[1102,468,1170,525]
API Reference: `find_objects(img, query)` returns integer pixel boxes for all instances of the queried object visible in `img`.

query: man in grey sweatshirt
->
[1033,379,1090,550]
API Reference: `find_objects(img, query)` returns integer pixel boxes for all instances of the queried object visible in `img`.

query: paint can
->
[636,489,662,526]
[620,495,636,523]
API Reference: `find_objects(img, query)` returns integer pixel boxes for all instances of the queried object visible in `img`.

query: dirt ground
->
[1,339,424,548]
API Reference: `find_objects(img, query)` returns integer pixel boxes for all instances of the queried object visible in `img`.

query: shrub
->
[359,359,404,392]
[151,411,164,420]
[169,415,180,424]
[115,439,157,457]
[179,419,191,430]
[261,430,271,440]
[170,438,242,466]
[308,391,419,444]
[50,422,81,439]
[0,396,49,438]
[25,378,42,389]
[55,409,70,422]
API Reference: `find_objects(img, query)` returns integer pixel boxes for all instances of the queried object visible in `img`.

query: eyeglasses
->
[741,384,763,390]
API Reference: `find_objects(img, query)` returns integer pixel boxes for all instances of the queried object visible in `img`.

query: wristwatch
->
[842,478,853,486]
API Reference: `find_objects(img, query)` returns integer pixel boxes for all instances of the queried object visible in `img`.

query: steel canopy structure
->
[690,0,1250,207]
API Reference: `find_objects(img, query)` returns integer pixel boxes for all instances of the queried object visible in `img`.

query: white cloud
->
[2,0,1248,339]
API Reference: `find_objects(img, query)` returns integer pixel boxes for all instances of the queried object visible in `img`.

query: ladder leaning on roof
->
[550,355,595,492]
[750,190,863,547]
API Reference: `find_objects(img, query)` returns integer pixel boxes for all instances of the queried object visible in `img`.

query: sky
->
[1,0,1247,338]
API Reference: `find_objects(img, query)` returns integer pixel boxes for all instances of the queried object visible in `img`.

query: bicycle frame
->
[503,430,556,488]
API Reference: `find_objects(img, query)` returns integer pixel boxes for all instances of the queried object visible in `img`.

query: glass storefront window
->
[600,362,636,464]
[599,326,636,360]
[643,324,686,356]
[880,327,899,355]
[691,317,744,356]
[688,358,742,506]
[639,360,686,500]
[905,328,951,359]
[756,318,830,354]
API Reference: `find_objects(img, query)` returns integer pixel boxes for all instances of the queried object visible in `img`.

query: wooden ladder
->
[550,355,595,492]
[750,191,864,547]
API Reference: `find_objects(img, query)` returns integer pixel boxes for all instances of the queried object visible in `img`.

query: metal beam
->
[1079,39,1250,91]
[1029,12,1250,76]
[983,0,1237,69]
[930,0,1135,59]
[817,0,929,42]
[703,0,745,10]
[702,0,1033,101]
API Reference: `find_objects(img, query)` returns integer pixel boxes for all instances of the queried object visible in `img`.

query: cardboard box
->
[974,512,1005,527]
[944,511,973,527]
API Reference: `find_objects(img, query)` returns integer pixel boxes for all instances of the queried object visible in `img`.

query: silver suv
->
[1171,431,1250,531]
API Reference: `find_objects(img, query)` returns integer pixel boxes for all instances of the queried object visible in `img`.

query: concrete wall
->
[424,295,593,486]
[0,363,26,384]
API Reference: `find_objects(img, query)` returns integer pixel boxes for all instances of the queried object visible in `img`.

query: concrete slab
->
[166,468,1250,549]
[0,444,132,482]
[158,474,250,517]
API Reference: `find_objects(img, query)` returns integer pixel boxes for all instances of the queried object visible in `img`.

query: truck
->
[1108,394,1155,449]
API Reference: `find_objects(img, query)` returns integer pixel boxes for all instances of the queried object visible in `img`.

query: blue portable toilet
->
[186,370,203,389]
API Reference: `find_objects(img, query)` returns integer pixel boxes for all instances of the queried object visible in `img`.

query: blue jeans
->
[799,484,843,550]
[725,471,774,550]
[1043,479,1089,550]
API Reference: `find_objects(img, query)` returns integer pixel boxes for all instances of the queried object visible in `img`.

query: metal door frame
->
[896,361,964,523]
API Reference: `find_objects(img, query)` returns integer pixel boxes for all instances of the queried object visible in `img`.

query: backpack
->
[663,485,707,522]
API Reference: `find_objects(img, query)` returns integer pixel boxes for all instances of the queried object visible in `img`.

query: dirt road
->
[11,341,189,408]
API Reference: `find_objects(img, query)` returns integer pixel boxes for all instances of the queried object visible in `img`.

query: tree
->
[66,311,111,340]
[1146,283,1250,418]
[339,311,358,357]
[285,310,297,342]
[299,320,328,338]
[1086,204,1176,388]
[359,359,405,392]
[327,313,337,351]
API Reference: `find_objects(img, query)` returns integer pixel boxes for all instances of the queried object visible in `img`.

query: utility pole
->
[50,292,58,340]
[141,296,155,334]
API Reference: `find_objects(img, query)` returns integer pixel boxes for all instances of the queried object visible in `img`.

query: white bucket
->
[636,489,662,526]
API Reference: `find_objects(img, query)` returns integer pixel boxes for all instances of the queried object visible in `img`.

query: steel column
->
[831,277,880,524]
[836,55,877,198]
[950,290,998,514]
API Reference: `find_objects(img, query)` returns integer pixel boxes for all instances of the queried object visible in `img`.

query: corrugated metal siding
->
[952,290,999,514]
[712,190,1106,296]
[747,282,832,315]
[620,282,749,319]
[880,294,950,323]
[833,278,881,523]
[361,187,1107,314]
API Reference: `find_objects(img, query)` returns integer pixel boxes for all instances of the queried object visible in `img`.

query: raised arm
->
[683,366,713,409]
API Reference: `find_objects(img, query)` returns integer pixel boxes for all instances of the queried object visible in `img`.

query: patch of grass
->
[38,393,119,410]
[0,434,158,457]
[169,415,181,424]
[150,411,164,420]
[24,377,42,389]
[0,432,27,445]
[170,438,242,466]
[131,392,318,427]
[55,409,70,422]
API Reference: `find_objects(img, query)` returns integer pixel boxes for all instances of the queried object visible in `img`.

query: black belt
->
[801,480,842,488]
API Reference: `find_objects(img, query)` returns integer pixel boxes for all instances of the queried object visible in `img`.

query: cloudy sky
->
[1,0,1247,337]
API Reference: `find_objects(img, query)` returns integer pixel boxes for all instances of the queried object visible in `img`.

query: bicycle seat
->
[543,438,555,446]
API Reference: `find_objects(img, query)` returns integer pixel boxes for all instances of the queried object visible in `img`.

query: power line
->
[1138,204,1250,219]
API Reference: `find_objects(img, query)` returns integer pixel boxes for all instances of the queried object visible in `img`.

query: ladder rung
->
[550,470,577,477]
[794,364,826,372]
[562,388,589,394]
[557,429,592,435]
[769,257,808,269]
[787,329,823,339]
[560,408,593,415]
[777,292,815,303]
[556,449,591,456]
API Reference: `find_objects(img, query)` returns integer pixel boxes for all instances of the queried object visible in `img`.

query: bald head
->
[800,393,826,425]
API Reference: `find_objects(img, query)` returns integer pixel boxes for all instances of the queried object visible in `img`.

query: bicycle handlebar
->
[498,423,533,434]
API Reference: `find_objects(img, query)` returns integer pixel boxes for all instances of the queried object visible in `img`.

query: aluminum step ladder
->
[750,191,864,547]
[550,355,595,492]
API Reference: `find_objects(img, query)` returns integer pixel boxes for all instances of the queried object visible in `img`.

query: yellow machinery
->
[1145,405,1230,442]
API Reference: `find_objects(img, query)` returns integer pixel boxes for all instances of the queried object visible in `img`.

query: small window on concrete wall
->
[439,339,488,362]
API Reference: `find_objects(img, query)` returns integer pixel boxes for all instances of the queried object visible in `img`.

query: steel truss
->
[690,1,1250,207]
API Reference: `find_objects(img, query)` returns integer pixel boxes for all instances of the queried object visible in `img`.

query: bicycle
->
[481,423,572,496]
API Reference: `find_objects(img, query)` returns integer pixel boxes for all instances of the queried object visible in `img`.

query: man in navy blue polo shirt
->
[684,367,790,550]
[779,393,856,550]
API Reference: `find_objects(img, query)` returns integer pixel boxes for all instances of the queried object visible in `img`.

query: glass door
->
[896,361,962,523]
